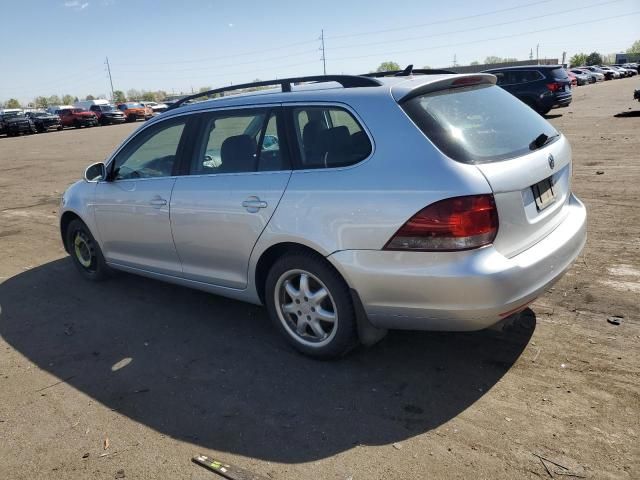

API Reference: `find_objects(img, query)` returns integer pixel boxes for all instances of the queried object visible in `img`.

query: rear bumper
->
[329,194,586,332]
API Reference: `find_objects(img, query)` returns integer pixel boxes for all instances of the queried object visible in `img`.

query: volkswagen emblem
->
[548,154,555,169]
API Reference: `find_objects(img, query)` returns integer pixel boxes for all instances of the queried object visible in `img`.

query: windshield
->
[2,112,23,118]
[402,84,559,164]
[100,105,116,112]
[126,103,142,108]
[72,108,86,113]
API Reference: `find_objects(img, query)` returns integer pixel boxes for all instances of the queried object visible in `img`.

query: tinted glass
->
[191,110,266,175]
[113,120,186,180]
[402,84,559,164]
[551,68,569,80]
[292,106,371,169]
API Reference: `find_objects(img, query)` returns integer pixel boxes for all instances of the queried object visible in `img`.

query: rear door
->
[170,106,291,288]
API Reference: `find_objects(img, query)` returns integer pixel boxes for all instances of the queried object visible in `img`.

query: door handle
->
[242,196,268,212]
[150,197,168,207]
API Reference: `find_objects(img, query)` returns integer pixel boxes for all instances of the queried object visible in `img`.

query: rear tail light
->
[546,82,563,92]
[384,194,498,251]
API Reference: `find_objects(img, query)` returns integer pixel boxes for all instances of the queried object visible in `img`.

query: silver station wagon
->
[60,68,587,357]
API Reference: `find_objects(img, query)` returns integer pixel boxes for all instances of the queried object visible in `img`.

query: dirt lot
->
[0,79,639,480]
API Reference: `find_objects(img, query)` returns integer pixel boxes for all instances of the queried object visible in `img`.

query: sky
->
[1,0,638,104]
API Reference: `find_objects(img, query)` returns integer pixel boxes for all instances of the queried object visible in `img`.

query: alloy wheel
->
[274,269,338,347]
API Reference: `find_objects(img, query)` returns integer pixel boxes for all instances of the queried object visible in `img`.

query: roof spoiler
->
[393,73,497,103]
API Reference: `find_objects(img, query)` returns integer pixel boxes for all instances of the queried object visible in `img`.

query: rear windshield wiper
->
[529,133,559,151]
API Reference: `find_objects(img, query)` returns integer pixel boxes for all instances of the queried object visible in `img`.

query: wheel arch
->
[254,242,335,304]
[60,211,83,253]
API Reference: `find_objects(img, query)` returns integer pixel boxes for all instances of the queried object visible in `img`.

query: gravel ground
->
[0,78,638,479]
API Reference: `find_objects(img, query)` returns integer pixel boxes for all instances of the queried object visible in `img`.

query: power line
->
[329,10,640,62]
[328,0,624,52]
[113,38,319,67]
[325,0,555,40]
[113,47,319,74]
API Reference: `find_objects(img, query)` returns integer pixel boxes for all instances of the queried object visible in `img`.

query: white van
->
[74,99,110,111]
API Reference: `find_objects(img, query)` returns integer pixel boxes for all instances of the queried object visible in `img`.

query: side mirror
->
[84,162,106,182]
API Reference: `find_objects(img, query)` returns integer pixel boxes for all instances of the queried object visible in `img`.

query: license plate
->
[532,177,556,211]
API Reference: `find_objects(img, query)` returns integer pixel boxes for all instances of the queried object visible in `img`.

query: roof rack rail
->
[363,64,456,77]
[169,75,382,110]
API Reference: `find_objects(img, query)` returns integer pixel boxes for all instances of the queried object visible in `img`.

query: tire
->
[265,251,359,358]
[538,107,552,116]
[57,126,63,131]
[65,219,110,281]
[74,120,81,129]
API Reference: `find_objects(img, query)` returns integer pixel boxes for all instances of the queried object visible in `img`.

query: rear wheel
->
[74,120,81,129]
[265,252,359,358]
[65,219,110,281]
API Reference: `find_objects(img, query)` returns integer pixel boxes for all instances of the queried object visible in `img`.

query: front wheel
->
[265,252,359,358]
[65,219,110,281]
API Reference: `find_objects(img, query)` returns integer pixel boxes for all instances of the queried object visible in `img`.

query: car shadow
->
[0,259,535,463]
[543,113,563,119]
[614,110,640,117]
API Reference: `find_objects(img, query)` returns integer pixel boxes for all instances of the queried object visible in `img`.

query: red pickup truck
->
[56,108,99,129]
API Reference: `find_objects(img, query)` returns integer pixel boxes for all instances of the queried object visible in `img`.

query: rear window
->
[292,106,372,169]
[551,67,569,80]
[402,84,558,164]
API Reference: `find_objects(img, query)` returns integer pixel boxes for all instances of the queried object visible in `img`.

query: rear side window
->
[402,84,559,164]
[292,106,371,169]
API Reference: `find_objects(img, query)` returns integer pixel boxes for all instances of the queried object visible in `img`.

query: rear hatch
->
[399,77,572,257]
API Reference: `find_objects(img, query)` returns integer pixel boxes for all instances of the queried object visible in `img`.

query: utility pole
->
[561,51,566,66]
[529,48,533,60]
[453,53,457,67]
[536,44,540,64]
[319,29,326,75]
[105,56,115,101]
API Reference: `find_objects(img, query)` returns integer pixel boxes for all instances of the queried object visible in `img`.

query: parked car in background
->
[612,65,636,77]
[116,102,153,122]
[582,66,613,80]
[598,66,620,79]
[571,68,601,83]
[139,101,168,115]
[25,111,62,132]
[87,104,126,125]
[60,71,586,357]
[635,88,640,102]
[483,65,572,115]
[57,108,98,129]
[566,71,578,87]
[568,69,591,85]
[0,110,37,136]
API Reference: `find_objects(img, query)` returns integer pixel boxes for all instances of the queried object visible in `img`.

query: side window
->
[493,72,505,85]
[191,109,289,175]
[292,106,371,169]
[192,111,264,175]
[113,120,186,180]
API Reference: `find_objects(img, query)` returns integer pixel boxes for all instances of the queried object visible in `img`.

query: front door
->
[170,107,291,288]
[94,117,190,276]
